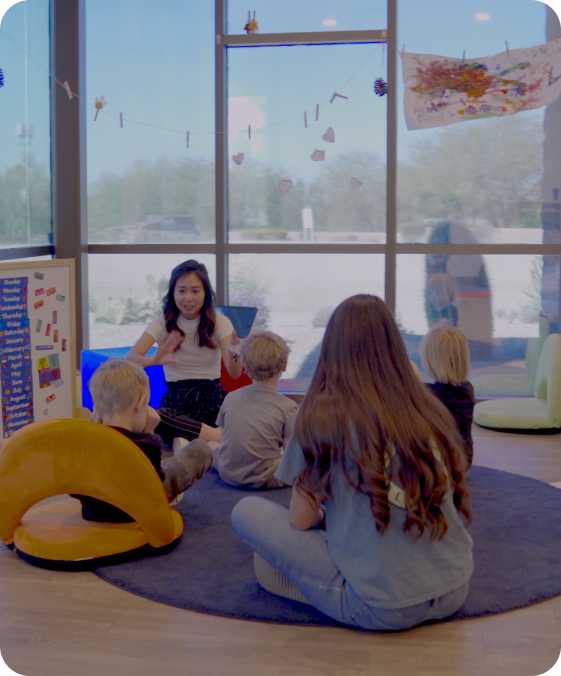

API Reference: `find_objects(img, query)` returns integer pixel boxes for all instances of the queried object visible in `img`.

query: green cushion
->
[474,334,561,431]
[474,397,558,430]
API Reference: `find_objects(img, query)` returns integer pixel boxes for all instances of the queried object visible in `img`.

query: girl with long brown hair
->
[128,260,242,444]
[232,294,473,630]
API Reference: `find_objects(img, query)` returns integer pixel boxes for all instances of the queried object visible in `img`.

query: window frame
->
[1,0,558,364]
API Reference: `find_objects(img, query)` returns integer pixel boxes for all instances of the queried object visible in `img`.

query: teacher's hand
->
[154,330,183,365]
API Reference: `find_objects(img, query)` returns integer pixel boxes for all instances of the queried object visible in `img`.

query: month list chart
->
[0,261,75,439]
[0,277,33,437]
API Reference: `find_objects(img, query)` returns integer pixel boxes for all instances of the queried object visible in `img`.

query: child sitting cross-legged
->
[231,295,473,631]
[212,331,299,489]
[423,325,475,469]
[73,358,213,522]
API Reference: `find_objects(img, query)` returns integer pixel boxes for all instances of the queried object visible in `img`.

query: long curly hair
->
[295,294,471,540]
[162,260,216,348]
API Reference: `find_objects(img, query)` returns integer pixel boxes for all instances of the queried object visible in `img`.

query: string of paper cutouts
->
[1,27,386,192]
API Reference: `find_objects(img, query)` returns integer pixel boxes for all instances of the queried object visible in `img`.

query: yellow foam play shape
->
[0,418,183,565]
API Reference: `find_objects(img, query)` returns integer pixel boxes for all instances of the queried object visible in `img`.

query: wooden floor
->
[1,426,561,676]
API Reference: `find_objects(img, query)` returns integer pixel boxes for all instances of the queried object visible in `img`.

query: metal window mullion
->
[225,243,388,254]
[224,29,387,48]
[384,0,398,313]
[51,0,88,359]
[86,242,561,255]
[0,245,55,261]
[215,0,227,304]
[396,243,561,255]
[87,244,219,255]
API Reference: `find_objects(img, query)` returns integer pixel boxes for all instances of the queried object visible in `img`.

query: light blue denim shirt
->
[276,437,474,609]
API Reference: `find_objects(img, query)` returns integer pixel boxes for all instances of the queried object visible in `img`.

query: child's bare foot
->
[175,440,214,487]
[173,436,189,453]
[162,440,213,499]
[199,423,222,443]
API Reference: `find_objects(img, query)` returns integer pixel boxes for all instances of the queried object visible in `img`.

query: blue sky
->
[0,0,50,172]
[0,0,552,181]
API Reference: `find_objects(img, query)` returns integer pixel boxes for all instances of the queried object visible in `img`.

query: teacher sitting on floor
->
[127,259,242,445]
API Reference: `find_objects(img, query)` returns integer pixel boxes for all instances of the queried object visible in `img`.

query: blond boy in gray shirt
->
[213,331,298,489]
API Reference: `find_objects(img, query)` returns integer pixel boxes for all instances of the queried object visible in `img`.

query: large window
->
[393,0,561,397]
[397,254,560,396]
[396,0,552,245]
[85,2,388,377]
[228,43,386,244]
[85,0,215,244]
[0,0,52,249]
[3,1,557,399]
[229,254,385,377]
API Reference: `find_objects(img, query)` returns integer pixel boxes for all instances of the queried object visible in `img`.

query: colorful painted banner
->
[401,38,561,130]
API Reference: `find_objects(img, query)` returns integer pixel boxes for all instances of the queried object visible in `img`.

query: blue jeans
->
[231,496,469,631]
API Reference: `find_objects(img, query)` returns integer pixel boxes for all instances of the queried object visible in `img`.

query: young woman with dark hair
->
[128,260,242,444]
[232,294,473,630]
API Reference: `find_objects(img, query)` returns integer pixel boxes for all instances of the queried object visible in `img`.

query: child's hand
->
[144,406,161,434]
[154,331,183,365]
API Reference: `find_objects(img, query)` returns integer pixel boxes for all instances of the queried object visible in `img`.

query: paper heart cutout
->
[311,149,326,162]
[232,152,245,165]
[322,127,335,143]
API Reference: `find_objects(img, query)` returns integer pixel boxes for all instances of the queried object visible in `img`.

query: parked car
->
[134,215,201,242]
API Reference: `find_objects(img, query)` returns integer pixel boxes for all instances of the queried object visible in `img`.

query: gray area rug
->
[93,467,561,626]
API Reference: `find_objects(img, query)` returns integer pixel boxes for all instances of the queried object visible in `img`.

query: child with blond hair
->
[423,325,474,468]
[74,359,213,522]
[213,331,298,489]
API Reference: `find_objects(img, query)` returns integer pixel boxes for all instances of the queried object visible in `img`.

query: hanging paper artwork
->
[311,149,326,162]
[350,177,363,190]
[232,152,245,166]
[0,68,4,89]
[401,38,561,130]
[244,10,258,34]
[329,91,349,104]
[374,78,388,97]
[93,96,107,121]
[322,127,335,143]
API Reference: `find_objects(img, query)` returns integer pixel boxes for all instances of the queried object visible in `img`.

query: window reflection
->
[398,254,560,398]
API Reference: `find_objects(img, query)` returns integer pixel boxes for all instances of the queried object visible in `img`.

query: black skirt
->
[156,378,226,446]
